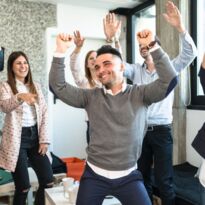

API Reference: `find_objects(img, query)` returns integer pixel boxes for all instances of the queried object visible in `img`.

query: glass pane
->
[197,0,205,95]
[134,5,156,64]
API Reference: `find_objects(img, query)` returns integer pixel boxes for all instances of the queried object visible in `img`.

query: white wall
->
[47,5,109,158]
[186,109,205,167]
[57,4,107,39]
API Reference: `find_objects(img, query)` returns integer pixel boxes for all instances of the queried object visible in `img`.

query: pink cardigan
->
[0,81,49,172]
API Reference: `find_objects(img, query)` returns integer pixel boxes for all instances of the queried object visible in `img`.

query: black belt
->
[147,124,171,132]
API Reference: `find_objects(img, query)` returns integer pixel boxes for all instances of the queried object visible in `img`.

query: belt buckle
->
[147,126,154,131]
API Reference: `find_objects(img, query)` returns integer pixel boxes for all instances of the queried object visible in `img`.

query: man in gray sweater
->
[49,30,177,205]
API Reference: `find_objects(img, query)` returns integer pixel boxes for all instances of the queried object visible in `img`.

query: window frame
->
[112,0,155,84]
[187,0,205,110]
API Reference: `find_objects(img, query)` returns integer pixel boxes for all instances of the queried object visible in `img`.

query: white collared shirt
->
[16,80,37,127]
[102,80,127,96]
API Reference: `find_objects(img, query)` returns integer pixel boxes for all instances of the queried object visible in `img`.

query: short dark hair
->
[96,45,122,61]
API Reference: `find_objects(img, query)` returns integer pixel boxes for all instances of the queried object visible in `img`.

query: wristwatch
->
[147,40,157,49]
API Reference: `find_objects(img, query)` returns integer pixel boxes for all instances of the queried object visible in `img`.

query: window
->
[189,0,205,109]
[134,4,156,64]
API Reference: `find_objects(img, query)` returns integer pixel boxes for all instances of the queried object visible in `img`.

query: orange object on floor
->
[61,157,85,181]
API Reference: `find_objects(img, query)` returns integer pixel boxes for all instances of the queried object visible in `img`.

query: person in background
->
[70,31,100,144]
[0,51,53,205]
[49,29,177,205]
[198,53,205,205]
[199,53,205,93]
[69,14,121,144]
[70,13,121,90]
[103,1,197,205]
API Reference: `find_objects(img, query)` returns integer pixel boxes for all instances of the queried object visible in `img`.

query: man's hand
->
[56,33,73,53]
[163,1,185,33]
[202,53,205,69]
[137,29,154,47]
[103,13,121,41]
[38,143,49,156]
[73,30,85,48]
[17,93,37,105]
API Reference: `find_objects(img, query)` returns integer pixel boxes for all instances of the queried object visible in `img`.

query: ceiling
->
[23,0,147,10]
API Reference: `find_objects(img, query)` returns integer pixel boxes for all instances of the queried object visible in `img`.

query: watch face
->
[148,40,157,49]
[0,47,4,72]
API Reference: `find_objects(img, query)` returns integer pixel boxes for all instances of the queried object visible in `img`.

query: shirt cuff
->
[149,44,160,53]
[54,52,66,58]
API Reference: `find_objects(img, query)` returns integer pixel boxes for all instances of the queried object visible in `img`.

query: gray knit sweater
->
[49,48,177,171]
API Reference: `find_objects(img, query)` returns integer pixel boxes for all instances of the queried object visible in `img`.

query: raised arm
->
[199,53,205,94]
[136,29,178,105]
[49,33,90,108]
[70,30,89,88]
[163,1,197,72]
[103,13,122,53]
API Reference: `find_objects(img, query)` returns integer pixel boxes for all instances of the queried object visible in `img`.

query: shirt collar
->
[103,80,127,96]
[143,62,156,75]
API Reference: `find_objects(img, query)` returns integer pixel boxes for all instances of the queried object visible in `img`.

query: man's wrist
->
[106,36,119,43]
[106,38,113,43]
[177,24,186,34]
[147,40,157,49]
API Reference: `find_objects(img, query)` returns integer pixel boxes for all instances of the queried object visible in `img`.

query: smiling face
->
[94,53,124,89]
[139,44,150,59]
[87,51,97,71]
[12,55,29,82]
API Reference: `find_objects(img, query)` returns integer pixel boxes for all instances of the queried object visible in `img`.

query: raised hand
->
[56,33,73,53]
[137,29,154,47]
[162,1,185,33]
[103,13,121,41]
[73,30,85,48]
[17,93,37,105]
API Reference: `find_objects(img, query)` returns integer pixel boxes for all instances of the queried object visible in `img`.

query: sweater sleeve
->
[49,57,90,108]
[0,82,22,113]
[140,47,178,105]
[70,52,90,88]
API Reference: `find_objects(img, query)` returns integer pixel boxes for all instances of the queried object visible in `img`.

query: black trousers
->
[138,124,175,205]
[12,125,53,205]
[76,164,151,205]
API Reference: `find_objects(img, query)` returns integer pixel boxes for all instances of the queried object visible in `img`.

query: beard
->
[104,81,113,89]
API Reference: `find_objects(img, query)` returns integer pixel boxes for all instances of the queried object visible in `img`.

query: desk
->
[45,186,121,205]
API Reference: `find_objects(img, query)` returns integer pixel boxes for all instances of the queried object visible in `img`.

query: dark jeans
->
[76,164,152,205]
[138,125,175,205]
[12,125,53,205]
[200,182,205,205]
